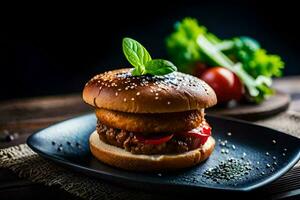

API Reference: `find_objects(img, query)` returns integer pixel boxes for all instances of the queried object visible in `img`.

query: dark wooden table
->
[0,76,299,199]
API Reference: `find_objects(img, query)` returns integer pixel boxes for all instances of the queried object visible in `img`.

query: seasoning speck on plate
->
[266,152,270,156]
[203,158,252,182]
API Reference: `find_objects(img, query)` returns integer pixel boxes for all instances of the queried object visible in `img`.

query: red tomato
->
[200,67,244,103]
[177,126,211,147]
[136,134,174,145]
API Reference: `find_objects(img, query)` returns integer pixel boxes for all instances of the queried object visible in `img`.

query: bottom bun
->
[89,131,215,171]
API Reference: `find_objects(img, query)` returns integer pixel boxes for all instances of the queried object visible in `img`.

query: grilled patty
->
[95,108,205,133]
[96,121,205,155]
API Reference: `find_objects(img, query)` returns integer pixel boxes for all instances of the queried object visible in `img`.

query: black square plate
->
[27,114,300,192]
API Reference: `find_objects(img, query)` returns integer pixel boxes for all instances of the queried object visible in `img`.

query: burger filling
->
[96,120,211,155]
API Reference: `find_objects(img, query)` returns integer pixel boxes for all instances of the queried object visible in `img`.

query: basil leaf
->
[145,59,177,75]
[122,37,152,74]
[130,68,140,76]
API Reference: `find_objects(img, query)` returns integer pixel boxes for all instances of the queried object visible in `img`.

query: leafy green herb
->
[220,37,284,78]
[122,37,177,76]
[122,37,151,75]
[166,18,221,73]
[145,59,177,75]
[166,18,284,103]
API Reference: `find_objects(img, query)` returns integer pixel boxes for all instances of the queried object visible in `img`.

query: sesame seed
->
[272,140,276,144]
[266,152,270,156]
[131,98,135,101]
[115,92,118,96]
[150,90,154,93]
[118,88,122,91]
[167,101,171,105]
[155,97,159,100]
[136,92,140,96]
[155,93,159,96]
[123,98,127,102]
[227,132,232,136]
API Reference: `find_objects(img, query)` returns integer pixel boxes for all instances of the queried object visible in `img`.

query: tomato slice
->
[136,134,174,145]
[135,125,211,146]
[178,126,211,146]
[202,126,212,135]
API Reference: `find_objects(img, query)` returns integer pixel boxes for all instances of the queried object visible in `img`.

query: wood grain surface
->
[208,91,290,120]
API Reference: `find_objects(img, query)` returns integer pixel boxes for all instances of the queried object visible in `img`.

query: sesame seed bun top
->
[82,68,217,113]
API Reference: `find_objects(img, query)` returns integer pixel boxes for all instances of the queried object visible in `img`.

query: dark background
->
[2,1,299,100]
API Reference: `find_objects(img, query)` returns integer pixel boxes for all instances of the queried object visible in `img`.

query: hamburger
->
[82,38,217,171]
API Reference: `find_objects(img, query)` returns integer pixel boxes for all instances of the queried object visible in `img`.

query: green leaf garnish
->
[122,37,177,76]
[122,37,151,75]
[145,59,177,75]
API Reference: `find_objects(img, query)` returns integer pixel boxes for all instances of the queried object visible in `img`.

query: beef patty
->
[96,121,207,155]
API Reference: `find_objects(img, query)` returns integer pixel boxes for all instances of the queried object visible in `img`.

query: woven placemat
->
[1,111,300,199]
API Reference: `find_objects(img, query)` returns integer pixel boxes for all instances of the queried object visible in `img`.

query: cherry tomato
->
[200,67,244,103]
[136,134,174,145]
